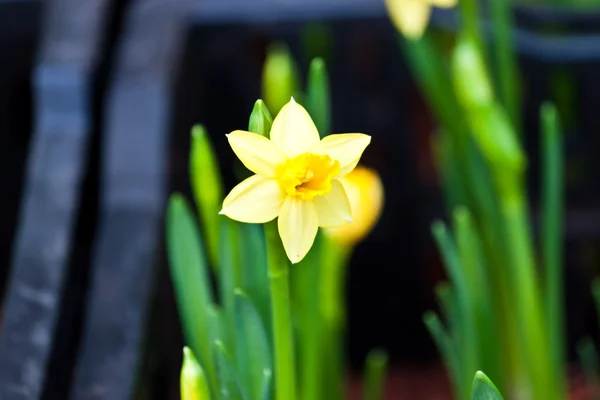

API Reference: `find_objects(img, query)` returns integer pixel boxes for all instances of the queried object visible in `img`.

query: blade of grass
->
[489,0,520,134]
[234,289,272,400]
[214,341,249,400]
[541,102,565,397]
[363,349,388,400]
[431,130,468,212]
[219,218,243,355]
[424,312,464,399]
[259,369,273,400]
[166,193,218,395]
[454,208,500,387]
[470,371,504,400]
[432,221,476,400]
[239,223,270,337]
[434,282,457,334]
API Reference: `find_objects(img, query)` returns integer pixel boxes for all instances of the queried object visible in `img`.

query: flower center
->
[276,153,340,200]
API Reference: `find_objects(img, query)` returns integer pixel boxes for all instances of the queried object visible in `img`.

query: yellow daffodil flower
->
[326,165,384,246]
[220,98,371,264]
[384,0,457,39]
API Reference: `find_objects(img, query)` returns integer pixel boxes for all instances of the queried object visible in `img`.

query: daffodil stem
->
[320,238,352,400]
[265,222,296,400]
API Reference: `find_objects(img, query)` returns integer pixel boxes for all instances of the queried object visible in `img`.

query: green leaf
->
[423,311,464,400]
[219,218,243,355]
[166,193,217,394]
[214,341,249,400]
[306,57,331,137]
[234,289,272,400]
[259,369,273,400]
[541,101,566,398]
[239,223,270,331]
[363,348,388,400]
[470,371,504,400]
[190,125,223,270]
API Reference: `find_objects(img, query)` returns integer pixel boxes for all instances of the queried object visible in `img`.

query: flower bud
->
[181,347,211,400]
[190,125,223,269]
[262,42,299,116]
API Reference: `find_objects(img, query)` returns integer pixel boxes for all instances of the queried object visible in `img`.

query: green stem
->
[490,0,520,134]
[541,102,565,399]
[459,0,482,50]
[266,222,296,400]
[363,349,388,400]
[432,222,476,400]
[320,237,352,400]
[298,235,323,400]
[502,194,556,400]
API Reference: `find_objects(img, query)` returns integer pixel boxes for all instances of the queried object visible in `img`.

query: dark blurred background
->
[0,1,600,399]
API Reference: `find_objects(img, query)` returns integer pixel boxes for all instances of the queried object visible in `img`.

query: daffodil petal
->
[278,197,319,264]
[313,133,371,176]
[384,0,431,39]
[220,175,285,223]
[270,98,320,158]
[314,179,352,228]
[227,130,287,177]
[430,0,457,8]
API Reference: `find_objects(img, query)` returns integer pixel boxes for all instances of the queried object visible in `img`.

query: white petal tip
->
[218,209,226,215]
[289,96,296,104]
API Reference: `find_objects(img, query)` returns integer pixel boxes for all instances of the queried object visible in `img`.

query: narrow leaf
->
[239,223,270,331]
[166,193,217,393]
[363,349,388,400]
[470,371,504,400]
[190,125,223,270]
[214,341,249,400]
[234,289,272,400]
[541,102,565,397]
[219,218,243,355]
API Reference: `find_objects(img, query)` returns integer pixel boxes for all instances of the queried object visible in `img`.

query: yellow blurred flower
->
[326,166,384,246]
[220,98,371,264]
[384,0,457,39]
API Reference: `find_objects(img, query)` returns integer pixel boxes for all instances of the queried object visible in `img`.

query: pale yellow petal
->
[227,130,287,177]
[314,179,352,228]
[326,166,384,245]
[220,175,285,223]
[430,0,457,8]
[312,133,371,176]
[384,0,431,39]
[278,197,319,264]
[270,98,320,158]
